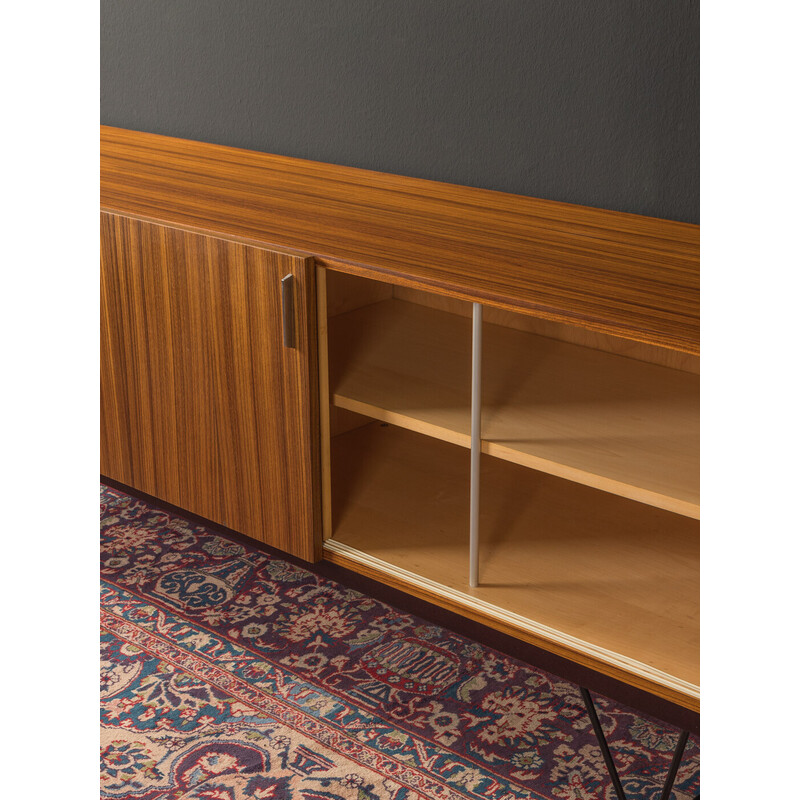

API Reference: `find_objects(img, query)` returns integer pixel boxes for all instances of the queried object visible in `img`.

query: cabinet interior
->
[318,268,700,705]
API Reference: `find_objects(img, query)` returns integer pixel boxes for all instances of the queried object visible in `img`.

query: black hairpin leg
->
[659,729,690,800]
[579,687,695,800]
[580,687,629,799]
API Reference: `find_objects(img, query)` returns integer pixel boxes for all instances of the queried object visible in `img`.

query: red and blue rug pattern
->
[100,484,700,799]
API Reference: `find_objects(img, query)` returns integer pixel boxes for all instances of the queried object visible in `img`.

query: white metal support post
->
[469,302,482,587]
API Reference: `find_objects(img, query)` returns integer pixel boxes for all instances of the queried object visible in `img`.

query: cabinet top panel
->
[100,126,699,354]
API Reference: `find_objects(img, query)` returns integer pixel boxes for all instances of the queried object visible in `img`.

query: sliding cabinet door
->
[101,212,320,560]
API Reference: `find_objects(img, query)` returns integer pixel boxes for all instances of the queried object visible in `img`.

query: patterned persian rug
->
[100,484,700,799]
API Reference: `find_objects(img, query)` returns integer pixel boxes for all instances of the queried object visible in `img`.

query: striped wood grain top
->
[100,126,699,354]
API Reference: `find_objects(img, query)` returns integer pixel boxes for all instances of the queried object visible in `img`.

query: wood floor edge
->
[322,539,700,712]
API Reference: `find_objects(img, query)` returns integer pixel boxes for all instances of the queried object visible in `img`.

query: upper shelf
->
[329,299,699,518]
[100,126,699,354]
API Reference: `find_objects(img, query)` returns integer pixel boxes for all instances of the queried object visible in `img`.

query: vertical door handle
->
[281,274,295,348]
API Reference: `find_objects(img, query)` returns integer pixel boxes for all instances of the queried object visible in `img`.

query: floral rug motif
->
[100,484,700,799]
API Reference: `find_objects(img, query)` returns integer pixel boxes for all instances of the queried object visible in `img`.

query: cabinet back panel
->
[392,286,699,374]
[325,273,700,372]
[326,270,393,317]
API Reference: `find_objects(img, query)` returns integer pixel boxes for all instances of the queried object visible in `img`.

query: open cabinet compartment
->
[318,268,700,710]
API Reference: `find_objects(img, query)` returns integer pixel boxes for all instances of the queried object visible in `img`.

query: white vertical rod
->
[469,302,482,588]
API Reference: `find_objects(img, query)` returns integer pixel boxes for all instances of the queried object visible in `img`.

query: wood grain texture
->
[327,423,699,710]
[328,299,699,517]
[100,126,699,354]
[101,212,320,560]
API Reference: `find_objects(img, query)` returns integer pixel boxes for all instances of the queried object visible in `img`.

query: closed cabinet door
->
[101,212,320,561]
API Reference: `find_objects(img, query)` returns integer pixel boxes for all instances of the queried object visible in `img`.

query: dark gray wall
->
[101,1,698,223]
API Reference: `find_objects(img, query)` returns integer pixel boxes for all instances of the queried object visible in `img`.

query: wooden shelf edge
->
[323,538,700,713]
[330,399,700,521]
[332,394,471,448]
[483,441,700,519]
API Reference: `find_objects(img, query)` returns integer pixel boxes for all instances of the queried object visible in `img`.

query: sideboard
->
[100,125,699,717]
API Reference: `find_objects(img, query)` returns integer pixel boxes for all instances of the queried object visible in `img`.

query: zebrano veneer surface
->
[100,126,699,354]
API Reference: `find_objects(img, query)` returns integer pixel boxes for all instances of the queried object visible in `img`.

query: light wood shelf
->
[326,422,700,708]
[328,299,699,518]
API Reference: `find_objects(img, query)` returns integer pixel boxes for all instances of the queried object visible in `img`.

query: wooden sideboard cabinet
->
[100,126,699,714]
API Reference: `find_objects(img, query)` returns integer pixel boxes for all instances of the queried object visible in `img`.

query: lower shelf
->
[325,422,699,710]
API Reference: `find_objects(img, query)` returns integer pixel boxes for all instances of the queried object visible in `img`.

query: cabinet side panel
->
[101,212,169,494]
[101,214,133,484]
[100,212,320,561]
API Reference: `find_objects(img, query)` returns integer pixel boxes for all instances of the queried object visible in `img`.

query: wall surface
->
[101,1,698,223]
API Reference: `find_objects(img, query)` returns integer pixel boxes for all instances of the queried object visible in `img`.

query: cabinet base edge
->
[323,538,700,713]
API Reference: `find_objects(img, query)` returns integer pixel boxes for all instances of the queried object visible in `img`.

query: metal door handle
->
[281,274,295,348]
